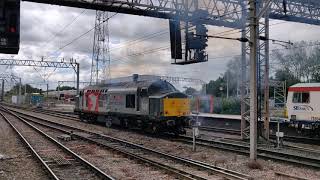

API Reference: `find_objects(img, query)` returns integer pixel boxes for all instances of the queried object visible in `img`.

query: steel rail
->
[197,126,241,135]
[0,111,59,180]
[1,106,232,180]
[6,105,320,168]
[7,103,320,146]
[178,136,320,169]
[196,125,320,145]
[31,109,79,120]
[3,106,251,180]
[0,107,115,180]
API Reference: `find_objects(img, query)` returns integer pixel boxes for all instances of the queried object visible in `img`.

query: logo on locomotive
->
[293,105,314,111]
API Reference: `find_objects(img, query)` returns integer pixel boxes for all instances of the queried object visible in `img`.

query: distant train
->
[76,74,191,135]
[286,83,320,135]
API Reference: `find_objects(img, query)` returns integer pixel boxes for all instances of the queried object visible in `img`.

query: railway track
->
[0,109,114,180]
[2,103,79,121]
[177,135,320,169]
[197,125,320,145]
[5,105,320,169]
[6,103,320,146]
[31,109,79,121]
[2,106,252,180]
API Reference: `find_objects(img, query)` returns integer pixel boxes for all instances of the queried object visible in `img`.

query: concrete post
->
[249,0,258,161]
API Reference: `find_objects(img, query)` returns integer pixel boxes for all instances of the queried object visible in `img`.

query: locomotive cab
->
[286,83,320,135]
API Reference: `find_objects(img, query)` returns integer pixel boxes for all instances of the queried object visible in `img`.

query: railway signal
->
[0,0,20,54]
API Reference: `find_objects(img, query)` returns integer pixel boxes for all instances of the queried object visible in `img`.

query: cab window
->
[292,92,310,103]
[126,94,135,108]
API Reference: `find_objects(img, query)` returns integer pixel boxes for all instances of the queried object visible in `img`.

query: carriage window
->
[126,94,135,108]
[292,92,310,103]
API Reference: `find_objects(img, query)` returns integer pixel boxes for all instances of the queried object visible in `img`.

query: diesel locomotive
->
[77,75,191,134]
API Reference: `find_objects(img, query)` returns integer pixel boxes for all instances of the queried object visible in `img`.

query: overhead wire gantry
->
[0,58,80,105]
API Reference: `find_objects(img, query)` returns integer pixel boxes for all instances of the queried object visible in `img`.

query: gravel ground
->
[0,116,48,180]
[191,129,320,161]
[31,124,174,180]
[9,107,320,180]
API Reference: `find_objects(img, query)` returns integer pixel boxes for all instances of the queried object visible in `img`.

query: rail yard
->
[1,0,320,180]
[0,102,319,179]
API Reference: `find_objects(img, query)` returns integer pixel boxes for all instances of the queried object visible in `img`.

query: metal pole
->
[18,78,22,105]
[226,71,229,99]
[58,81,61,101]
[193,127,196,151]
[277,119,280,148]
[249,0,258,161]
[1,79,3,101]
[46,83,49,97]
[76,63,80,110]
[263,9,270,141]
[24,84,27,95]
[241,29,247,139]
[76,64,80,96]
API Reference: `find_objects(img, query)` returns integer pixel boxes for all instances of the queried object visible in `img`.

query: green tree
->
[56,86,76,91]
[184,87,197,96]
[5,84,41,96]
[273,41,320,82]
[274,69,300,87]
[205,77,226,97]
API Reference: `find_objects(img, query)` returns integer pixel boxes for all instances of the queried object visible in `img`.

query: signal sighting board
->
[0,0,20,54]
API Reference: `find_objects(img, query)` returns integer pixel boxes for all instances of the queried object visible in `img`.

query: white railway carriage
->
[286,83,320,133]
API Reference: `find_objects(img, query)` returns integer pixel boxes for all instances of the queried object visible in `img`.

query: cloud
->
[0,2,319,90]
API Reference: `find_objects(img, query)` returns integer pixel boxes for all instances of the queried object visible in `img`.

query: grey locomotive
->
[77,75,191,134]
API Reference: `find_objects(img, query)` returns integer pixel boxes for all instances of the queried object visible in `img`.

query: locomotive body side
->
[286,83,320,133]
[77,78,190,134]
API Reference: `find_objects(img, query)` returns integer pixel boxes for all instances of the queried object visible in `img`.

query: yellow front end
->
[163,98,190,117]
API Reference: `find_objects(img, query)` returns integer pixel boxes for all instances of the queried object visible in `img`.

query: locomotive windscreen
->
[148,80,176,95]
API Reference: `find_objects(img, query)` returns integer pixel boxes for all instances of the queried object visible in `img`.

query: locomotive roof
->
[85,79,162,88]
[290,83,320,88]
[289,83,320,92]
[84,79,177,94]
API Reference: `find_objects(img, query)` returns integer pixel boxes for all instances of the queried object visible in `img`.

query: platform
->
[191,113,241,120]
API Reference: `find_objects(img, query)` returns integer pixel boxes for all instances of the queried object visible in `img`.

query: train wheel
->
[121,119,129,128]
[151,124,158,134]
[105,118,112,128]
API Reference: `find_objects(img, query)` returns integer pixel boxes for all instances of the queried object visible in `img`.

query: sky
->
[0,1,320,90]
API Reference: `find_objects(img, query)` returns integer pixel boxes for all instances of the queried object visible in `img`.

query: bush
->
[221,98,241,115]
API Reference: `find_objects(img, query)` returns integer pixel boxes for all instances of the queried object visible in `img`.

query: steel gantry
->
[0,73,22,103]
[91,11,111,85]
[0,59,80,104]
[23,0,320,26]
